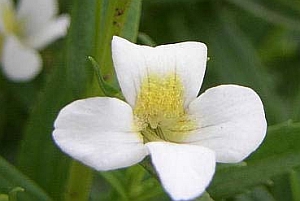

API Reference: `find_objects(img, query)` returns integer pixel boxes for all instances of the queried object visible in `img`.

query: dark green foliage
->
[1,0,300,200]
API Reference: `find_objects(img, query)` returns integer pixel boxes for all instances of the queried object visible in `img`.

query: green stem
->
[290,170,300,201]
[63,1,141,200]
[64,161,93,201]
[139,157,159,181]
[8,187,24,201]
[102,1,118,81]
[94,0,103,63]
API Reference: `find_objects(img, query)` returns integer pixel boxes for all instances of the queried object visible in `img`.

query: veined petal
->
[146,142,215,201]
[185,85,267,163]
[17,0,57,36]
[53,97,148,171]
[112,36,207,107]
[1,36,41,82]
[25,15,70,50]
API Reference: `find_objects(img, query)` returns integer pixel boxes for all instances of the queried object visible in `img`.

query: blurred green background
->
[1,0,300,200]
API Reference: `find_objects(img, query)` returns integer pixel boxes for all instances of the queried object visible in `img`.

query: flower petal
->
[17,0,57,36]
[25,15,70,49]
[53,97,148,171]
[146,142,215,201]
[1,36,41,82]
[184,85,267,163]
[112,36,207,107]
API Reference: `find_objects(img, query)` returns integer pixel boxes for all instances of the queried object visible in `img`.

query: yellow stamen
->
[134,73,196,143]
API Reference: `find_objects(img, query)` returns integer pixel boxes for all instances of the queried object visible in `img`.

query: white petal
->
[184,85,267,163]
[146,142,216,201]
[17,0,57,36]
[112,36,207,107]
[25,15,70,50]
[1,36,41,82]
[53,97,148,171]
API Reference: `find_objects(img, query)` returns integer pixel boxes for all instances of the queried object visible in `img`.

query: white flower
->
[52,36,267,200]
[0,0,70,82]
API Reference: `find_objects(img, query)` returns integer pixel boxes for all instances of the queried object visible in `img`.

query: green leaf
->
[208,122,300,199]
[290,169,300,201]
[121,0,142,42]
[138,32,156,46]
[225,0,300,31]
[0,156,52,201]
[63,161,93,201]
[99,165,165,201]
[100,171,129,200]
[204,7,288,124]
[8,187,24,201]
[17,0,98,200]
[65,0,98,98]
[196,192,215,201]
[0,194,8,201]
[94,0,142,84]
[234,186,276,201]
[87,56,120,97]
[269,174,293,201]
[293,90,300,121]
[17,0,143,200]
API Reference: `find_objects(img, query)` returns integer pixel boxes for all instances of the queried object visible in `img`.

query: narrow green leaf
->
[100,172,129,201]
[293,91,300,121]
[139,157,158,180]
[121,0,142,42]
[17,0,143,200]
[94,0,142,87]
[94,0,118,77]
[127,165,164,201]
[208,7,288,124]
[16,68,73,200]
[196,192,215,201]
[87,56,120,97]
[17,0,98,200]
[0,156,52,201]
[225,0,300,31]
[8,187,24,201]
[290,169,300,201]
[234,186,276,201]
[100,165,165,201]
[113,0,132,36]
[63,161,93,201]
[208,122,300,199]
[0,194,8,201]
[65,0,98,98]
[138,32,156,46]
[269,174,293,201]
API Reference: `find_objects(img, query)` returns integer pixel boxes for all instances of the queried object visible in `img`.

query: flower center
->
[1,3,24,37]
[133,73,196,143]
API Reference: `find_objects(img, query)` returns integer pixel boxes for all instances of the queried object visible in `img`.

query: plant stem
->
[64,161,93,201]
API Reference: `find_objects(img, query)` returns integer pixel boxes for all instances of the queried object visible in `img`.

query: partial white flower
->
[0,0,70,82]
[53,36,267,200]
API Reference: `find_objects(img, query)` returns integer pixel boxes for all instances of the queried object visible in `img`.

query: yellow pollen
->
[133,73,196,143]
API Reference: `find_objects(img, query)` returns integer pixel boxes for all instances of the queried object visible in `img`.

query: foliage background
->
[0,0,300,200]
